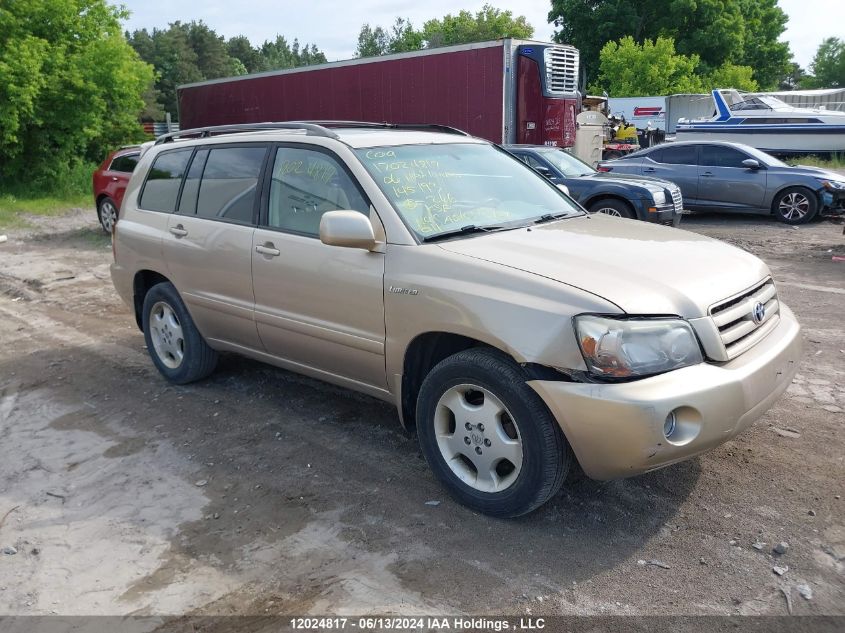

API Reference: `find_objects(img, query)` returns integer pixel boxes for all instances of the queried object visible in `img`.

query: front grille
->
[543,46,579,94]
[709,278,779,359]
[671,187,683,212]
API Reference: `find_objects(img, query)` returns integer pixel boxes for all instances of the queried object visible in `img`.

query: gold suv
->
[111,122,802,517]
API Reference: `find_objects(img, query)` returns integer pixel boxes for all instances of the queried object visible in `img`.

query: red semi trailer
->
[177,39,580,147]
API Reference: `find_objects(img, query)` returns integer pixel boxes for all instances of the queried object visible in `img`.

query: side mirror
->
[319,210,377,250]
[556,184,570,196]
[742,158,761,170]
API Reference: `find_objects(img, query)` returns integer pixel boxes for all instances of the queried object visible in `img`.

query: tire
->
[141,282,218,384]
[588,198,635,219]
[772,187,819,225]
[416,348,570,517]
[97,197,118,234]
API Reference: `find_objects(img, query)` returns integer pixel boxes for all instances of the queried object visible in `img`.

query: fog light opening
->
[663,412,677,439]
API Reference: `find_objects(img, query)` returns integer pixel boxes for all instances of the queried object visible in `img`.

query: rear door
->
[160,144,269,350]
[105,152,139,208]
[697,145,767,211]
[251,144,387,390]
[642,145,700,205]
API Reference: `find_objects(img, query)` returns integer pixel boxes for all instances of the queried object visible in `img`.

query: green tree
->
[260,36,327,69]
[422,5,533,48]
[355,24,390,57]
[0,0,153,185]
[705,63,758,92]
[590,36,704,96]
[802,37,845,88]
[388,18,425,54]
[779,62,805,90]
[228,36,265,74]
[355,5,532,57]
[550,0,790,90]
[735,0,791,89]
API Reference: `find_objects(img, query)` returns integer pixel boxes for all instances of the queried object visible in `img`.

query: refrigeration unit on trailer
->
[177,39,580,147]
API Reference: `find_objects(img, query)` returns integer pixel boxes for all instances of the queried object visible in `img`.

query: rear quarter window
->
[139,149,193,213]
[109,153,139,173]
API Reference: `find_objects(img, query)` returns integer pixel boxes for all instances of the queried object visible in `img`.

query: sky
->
[119,0,844,71]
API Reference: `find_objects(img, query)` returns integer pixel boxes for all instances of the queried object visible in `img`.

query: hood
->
[585,172,675,189]
[786,165,845,182]
[437,214,770,317]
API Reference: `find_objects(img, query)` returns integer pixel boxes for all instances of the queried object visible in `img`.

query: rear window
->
[110,153,139,173]
[657,145,697,165]
[139,150,192,213]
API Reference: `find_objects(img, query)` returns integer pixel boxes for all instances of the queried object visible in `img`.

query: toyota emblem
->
[752,301,766,324]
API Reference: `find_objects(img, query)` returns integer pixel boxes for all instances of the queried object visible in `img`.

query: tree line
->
[126,23,327,118]
[2,0,844,193]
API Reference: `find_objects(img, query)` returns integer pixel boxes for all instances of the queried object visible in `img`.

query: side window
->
[267,147,368,236]
[177,149,208,215]
[646,148,663,163]
[659,145,698,165]
[522,154,549,171]
[110,153,139,173]
[700,145,749,168]
[196,146,267,223]
[139,149,192,213]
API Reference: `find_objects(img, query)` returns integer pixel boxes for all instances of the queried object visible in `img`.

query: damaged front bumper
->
[528,304,802,481]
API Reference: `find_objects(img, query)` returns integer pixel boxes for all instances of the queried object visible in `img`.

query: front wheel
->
[142,282,218,384]
[588,198,635,219]
[773,187,819,224]
[416,348,570,517]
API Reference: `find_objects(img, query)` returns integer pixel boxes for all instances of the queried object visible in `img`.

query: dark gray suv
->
[599,140,845,224]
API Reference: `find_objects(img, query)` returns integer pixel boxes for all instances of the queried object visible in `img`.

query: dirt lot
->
[0,207,843,620]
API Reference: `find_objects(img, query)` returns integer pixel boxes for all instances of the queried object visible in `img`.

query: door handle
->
[169,225,188,237]
[644,168,656,173]
[255,243,281,257]
[701,172,714,177]
[111,176,119,182]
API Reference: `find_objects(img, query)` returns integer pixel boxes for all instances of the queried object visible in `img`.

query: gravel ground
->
[0,206,842,622]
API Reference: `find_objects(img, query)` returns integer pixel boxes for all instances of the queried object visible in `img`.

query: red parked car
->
[92,146,141,233]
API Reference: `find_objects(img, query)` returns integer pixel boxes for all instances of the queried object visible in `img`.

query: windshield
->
[354,143,583,240]
[538,149,595,177]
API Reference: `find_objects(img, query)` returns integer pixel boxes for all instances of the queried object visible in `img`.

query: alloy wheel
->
[433,383,523,493]
[778,192,810,221]
[99,200,117,233]
[149,301,185,369]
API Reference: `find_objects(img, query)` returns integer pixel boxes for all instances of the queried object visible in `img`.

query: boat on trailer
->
[675,89,845,155]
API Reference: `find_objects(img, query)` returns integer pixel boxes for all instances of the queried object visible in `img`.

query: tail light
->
[597,165,611,172]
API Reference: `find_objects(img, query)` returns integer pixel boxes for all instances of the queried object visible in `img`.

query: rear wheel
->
[416,348,570,517]
[142,282,218,384]
[97,197,118,233]
[588,198,635,219]
[773,187,818,225]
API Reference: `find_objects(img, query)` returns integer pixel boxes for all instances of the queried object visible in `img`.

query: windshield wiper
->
[534,212,572,224]
[422,224,505,243]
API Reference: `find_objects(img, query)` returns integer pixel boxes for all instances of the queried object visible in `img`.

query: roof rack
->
[154,122,339,144]
[301,121,472,136]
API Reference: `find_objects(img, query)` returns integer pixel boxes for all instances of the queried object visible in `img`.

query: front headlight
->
[574,315,703,378]
[650,190,666,205]
[819,179,845,191]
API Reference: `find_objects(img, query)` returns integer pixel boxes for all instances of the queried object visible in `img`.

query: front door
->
[252,145,387,390]
[161,144,268,350]
[697,144,768,211]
